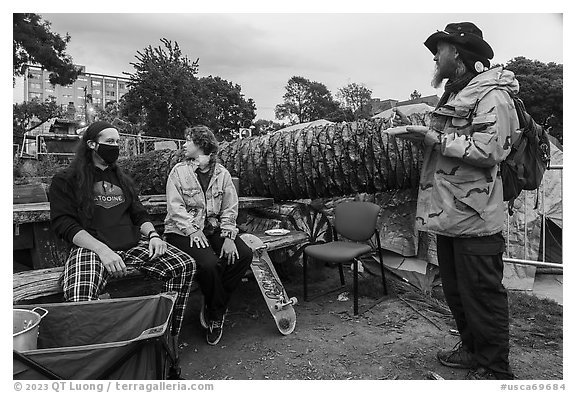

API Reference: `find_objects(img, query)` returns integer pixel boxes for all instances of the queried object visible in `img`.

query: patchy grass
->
[508,290,563,349]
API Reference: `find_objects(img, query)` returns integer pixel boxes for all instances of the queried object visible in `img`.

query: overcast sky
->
[37,13,563,122]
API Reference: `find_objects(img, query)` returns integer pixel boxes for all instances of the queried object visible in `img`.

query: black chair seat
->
[304,241,373,263]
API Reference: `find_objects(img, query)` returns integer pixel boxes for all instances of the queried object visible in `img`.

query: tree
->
[253,119,285,136]
[121,39,202,139]
[122,39,256,140]
[306,81,341,122]
[94,101,122,124]
[13,13,80,86]
[275,76,309,124]
[197,76,256,141]
[13,98,63,145]
[275,76,342,124]
[94,101,140,135]
[503,57,563,143]
[410,90,422,100]
[336,83,373,120]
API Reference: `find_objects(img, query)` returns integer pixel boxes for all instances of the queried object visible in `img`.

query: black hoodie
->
[49,166,151,251]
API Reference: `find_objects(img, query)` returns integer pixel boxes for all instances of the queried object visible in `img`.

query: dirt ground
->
[174,261,563,381]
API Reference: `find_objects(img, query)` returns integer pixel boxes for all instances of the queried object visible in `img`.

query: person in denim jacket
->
[164,125,252,346]
[392,23,518,380]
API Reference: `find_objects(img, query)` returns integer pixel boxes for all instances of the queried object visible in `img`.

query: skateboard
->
[240,233,297,335]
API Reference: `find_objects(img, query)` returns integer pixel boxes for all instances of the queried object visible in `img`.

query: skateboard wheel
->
[290,297,298,306]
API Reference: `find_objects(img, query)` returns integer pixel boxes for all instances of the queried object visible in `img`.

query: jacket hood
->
[468,66,519,94]
[448,67,519,111]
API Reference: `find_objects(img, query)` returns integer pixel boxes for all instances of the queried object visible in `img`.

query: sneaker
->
[199,296,208,329]
[466,367,498,380]
[437,342,476,369]
[206,314,225,346]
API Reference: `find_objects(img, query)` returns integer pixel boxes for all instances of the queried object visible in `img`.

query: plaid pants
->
[62,239,196,336]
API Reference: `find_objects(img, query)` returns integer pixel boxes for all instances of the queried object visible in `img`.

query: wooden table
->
[13,195,274,269]
[13,195,274,225]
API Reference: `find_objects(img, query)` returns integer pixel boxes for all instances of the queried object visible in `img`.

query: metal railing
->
[18,132,185,160]
[118,133,185,158]
[19,133,78,159]
[504,165,563,270]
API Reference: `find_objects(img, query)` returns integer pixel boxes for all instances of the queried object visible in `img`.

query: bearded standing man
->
[393,22,519,380]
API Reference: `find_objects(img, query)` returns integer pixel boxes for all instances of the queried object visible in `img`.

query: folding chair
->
[13,293,180,380]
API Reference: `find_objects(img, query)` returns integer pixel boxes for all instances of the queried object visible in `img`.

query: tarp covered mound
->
[13,293,177,380]
[273,119,334,134]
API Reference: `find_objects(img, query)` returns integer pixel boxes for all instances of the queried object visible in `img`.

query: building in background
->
[20,64,130,124]
[15,64,131,158]
[394,94,439,108]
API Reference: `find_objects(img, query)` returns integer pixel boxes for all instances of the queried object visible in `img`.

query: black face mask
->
[96,143,120,165]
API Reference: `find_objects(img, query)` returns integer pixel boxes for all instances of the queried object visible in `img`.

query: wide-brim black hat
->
[424,22,494,60]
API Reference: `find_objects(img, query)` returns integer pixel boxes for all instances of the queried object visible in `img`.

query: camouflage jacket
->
[416,67,520,237]
[164,160,239,240]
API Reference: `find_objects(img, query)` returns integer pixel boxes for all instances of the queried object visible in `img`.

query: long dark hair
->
[68,121,136,225]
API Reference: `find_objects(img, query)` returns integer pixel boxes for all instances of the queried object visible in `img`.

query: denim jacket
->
[164,160,239,240]
[416,67,520,237]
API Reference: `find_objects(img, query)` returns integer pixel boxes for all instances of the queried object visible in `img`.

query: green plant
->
[14,155,68,180]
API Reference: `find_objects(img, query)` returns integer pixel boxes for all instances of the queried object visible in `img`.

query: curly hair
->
[184,125,219,155]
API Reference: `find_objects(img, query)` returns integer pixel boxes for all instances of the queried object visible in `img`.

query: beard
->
[430,58,459,89]
[431,64,445,89]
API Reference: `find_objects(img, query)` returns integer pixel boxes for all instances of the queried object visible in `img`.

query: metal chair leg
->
[303,252,308,301]
[375,231,388,296]
[338,263,345,285]
[378,250,388,296]
[353,258,359,316]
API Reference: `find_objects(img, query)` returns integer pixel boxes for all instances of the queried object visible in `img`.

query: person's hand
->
[148,236,167,259]
[220,238,239,266]
[190,230,210,248]
[391,108,411,127]
[98,247,127,278]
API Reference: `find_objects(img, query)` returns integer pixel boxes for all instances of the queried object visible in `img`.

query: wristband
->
[220,231,233,239]
[149,234,161,241]
[147,230,159,240]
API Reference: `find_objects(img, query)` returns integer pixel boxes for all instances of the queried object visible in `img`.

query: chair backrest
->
[334,201,380,242]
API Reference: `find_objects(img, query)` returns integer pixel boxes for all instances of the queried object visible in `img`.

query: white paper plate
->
[385,126,410,135]
[264,229,290,236]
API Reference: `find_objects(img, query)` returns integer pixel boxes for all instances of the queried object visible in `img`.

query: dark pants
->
[437,233,514,379]
[165,231,252,321]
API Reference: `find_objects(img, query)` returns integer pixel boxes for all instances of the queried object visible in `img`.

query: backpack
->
[501,95,551,214]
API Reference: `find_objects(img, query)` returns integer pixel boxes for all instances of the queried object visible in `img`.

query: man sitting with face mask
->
[49,121,197,342]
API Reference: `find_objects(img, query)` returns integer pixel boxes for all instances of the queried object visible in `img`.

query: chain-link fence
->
[119,133,185,158]
[19,132,185,160]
